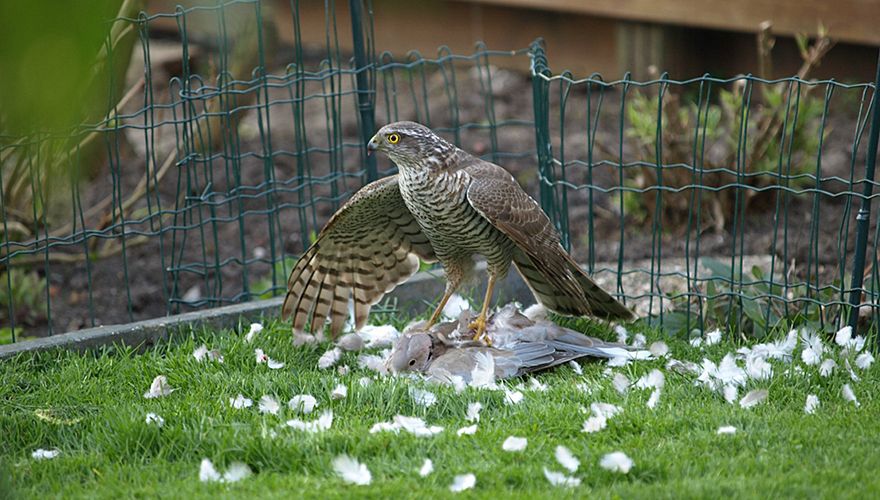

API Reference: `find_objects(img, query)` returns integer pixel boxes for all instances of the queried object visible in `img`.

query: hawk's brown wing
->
[464,162,634,321]
[282,175,436,338]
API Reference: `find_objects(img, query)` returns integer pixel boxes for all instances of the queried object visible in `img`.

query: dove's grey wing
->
[426,347,522,381]
[542,326,640,359]
[282,175,436,338]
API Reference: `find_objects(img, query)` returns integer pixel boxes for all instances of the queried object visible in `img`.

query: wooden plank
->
[463,0,880,46]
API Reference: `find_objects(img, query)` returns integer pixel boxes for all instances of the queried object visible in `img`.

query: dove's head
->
[388,332,433,374]
[367,121,454,169]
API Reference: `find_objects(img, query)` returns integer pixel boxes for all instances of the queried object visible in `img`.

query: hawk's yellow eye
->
[387,133,400,144]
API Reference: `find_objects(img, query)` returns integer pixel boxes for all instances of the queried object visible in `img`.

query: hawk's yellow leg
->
[468,275,496,345]
[426,288,456,328]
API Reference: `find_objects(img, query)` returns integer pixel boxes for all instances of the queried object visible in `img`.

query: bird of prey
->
[387,305,646,382]
[282,121,633,342]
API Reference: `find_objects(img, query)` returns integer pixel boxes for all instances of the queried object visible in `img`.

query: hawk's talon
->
[468,316,491,346]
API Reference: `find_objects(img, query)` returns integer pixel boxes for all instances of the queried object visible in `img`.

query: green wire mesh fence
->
[1,1,878,344]
[530,41,880,338]
[0,0,535,342]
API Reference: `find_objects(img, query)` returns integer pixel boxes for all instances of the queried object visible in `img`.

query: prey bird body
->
[282,121,633,339]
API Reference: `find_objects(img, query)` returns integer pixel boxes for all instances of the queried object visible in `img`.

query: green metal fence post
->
[529,40,558,238]
[848,49,880,330]
[349,0,377,181]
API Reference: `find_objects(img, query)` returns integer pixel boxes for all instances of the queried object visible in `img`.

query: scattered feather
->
[199,458,222,482]
[667,358,700,375]
[442,294,471,320]
[193,345,208,361]
[599,451,634,474]
[590,402,622,419]
[612,373,630,394]
[835,326,852,347]
[357,353,389,375]
[650,341,669,357]
[222,462,252,483]
[287,410,334,433]
[332,455,371,486]
[607,356,630,368]
[449,473,476,493]
[410,387,438,408]
[523,303,548,322]
[717,354,747,387]
[739,389,768,409]
[337,365,350,376]
[470,352,497,389]
[331,384,348,400]
[745,355,772,380]
[244,322,263,343]
[457,424,478,436]
[336,333,365,351]
[394,415,443,437]
[543,467,581,487]
[502,436,527,452]
[804,394,820,415]
[145,413,164,427]
[230,394,253,409]
[32,449,59,460]
[723,385,738,404]
[357,324,400,349]
[258,395,280,415]
[705,328,722,345]
[255,348,284,369]
[288,394,317,414]
[646,389,662,409]
[358,377,373,387]
[568,360,583,375]
[318,348,342,369]
[635,369,665,390]
[528,378,549,392]
[846,359,862,382]
[466,402,483,423]
[631,333,647,348]
[856,352,875,370]
[143,375,174,399]
[716,426,737,435]
[819,358,837,377]
[689,337,704,348]
[503,390,524,405]
[419,458,434,477]
[842,383,860,407]
[614,325,628,344]
[555,446,580,473]
[582,414,608,433]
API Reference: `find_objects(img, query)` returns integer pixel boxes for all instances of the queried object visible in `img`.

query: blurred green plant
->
[0,268,48,333]
[620,26,834,232]
[0,0,143,240]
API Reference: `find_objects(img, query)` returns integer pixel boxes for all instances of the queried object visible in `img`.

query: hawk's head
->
[367,121,453,169]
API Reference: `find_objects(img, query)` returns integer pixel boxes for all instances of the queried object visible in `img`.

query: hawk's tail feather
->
[512,249,634,321]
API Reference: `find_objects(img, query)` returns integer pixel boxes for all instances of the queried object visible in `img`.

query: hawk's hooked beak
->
[367,135,380,156]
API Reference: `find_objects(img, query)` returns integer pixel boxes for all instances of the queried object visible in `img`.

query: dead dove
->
[388,304,649,384]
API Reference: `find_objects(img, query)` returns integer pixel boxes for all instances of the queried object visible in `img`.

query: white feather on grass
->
[804,394,820,414]
[32,449,60,460]
[543,467,581,487]
[650,341,669,357]
[502,436,527,452]
[409,387,437,408]
[503,390,524,405]
[286,410,334,433]
[457,425,478,436]
[145,413,164,427]
[258,395,280,415]
[599,451,634,474]
[819,358,836,377]
[612,373,630,394]
[568,360,583,375]
[739,389,768,409]
[856,352,875,370]
[222,462,252,483]
[419,458,434,477]
[288,394,317,414]
[842,383,860,407]
[635,369,665,390]
[705,328,722,345]
[332,455,371,485]
[229,394,252,409]
[143,375,174,399]
[554,445,580,473]
[199,458,221,482]
[646,389,662,409]
[318,348,342,369]
[716,426,737,435]
[466,402,482,423]
[244,322,263,343]
[331,384,348,400]
[582,414,607,433]
[449,473,476,493]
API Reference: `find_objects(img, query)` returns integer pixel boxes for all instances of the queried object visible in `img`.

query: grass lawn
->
[1,315,879,498]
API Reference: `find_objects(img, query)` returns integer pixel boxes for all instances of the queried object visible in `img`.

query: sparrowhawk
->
[282,121,633,342]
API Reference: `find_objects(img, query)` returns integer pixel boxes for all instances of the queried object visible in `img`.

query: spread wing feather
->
[282,175,436,338]
[464,162,633,321]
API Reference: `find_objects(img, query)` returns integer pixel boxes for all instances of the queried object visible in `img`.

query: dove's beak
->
[367,135,380,156]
